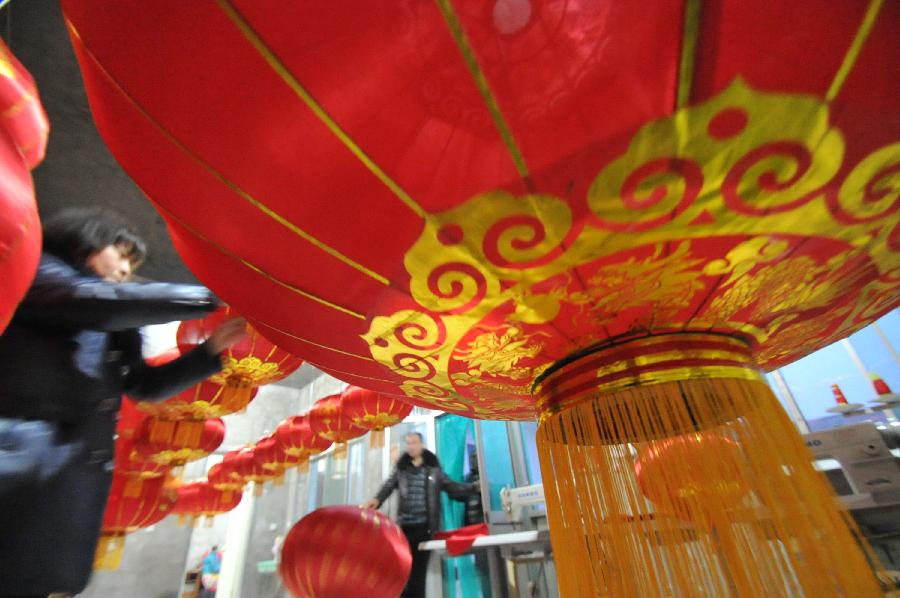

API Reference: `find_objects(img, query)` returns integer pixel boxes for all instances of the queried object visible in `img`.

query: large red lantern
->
[63,2,899,595]
[0,39,47,333]
[133,416,225,467]
[96,473,177,569]
[307,393,367,456]
[176,306,303,410]
[279,506,411,598]
[340,385,413,447]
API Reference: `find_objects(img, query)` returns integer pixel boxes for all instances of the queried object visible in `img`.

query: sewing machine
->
[804,422,900,577]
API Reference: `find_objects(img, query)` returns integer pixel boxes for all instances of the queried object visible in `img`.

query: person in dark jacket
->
[0,208,247,597]
[362,432,478,598]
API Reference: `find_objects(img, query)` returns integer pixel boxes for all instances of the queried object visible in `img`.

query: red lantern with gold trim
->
[253,433,293,480]
[63,2,900,595]
[279,506,411,598]
[208,451,248,496]
[133,416,225,467]
[96,473,177,570]
[274,415,332,472]
[232,445,278,495]
[140,379,260,420]
[340,385,413,448]
[176,306,303,411]
[173,480,242,520]
[307,393,366,458]
[0,39,46,333]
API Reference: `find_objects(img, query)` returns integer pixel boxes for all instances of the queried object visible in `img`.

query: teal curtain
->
[435,415,486,598]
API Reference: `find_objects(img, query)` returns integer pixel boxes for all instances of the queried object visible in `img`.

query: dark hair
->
[405,431,424,442]
[42,207,147,268]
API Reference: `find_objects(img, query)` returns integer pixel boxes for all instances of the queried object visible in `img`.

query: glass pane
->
[347,439,366,505]
[518,421,542,485]
[479,420,516,512]
[321,453,348,506]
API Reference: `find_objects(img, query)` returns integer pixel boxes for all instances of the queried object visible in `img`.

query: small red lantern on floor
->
[280,506,411,598]
[340,386,414,448]
[307,393,366,458]
[177,306,303,411]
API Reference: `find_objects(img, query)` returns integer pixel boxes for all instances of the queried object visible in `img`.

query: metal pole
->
[872,322,900,369]
[771,370,811,434]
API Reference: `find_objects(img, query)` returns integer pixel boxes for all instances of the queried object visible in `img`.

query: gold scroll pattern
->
[363,80,900,419]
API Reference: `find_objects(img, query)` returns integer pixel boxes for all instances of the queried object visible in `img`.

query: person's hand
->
[206,317,249,355]
[360,498,379,510]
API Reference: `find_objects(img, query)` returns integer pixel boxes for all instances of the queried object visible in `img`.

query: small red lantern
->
[253,433,294,480]
[96,473,177,569]
[133,417,225,467]
[177,306,303,410]
[232,446,279,495]
[275,415,332,472]
[173,480,242,520]
[139,379,260,419]
[340,386,414,448]
[280,506,411,598]
[307,393,367,458]
[208,451,248,497]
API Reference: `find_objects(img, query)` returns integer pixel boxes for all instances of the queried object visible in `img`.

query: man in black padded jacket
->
[362,432,479,598]
[0,208,247,597]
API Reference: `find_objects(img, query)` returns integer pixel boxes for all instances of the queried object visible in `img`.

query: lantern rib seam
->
[826,0,884,102]
[433,0,531,182]
[214,0,430,223]
[65,16,393,288]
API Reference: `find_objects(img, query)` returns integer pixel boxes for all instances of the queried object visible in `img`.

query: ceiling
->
[1,0,197,283]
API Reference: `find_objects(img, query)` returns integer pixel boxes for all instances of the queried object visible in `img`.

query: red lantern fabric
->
[0,39,46,333]
[133,417,225,466]
[177,305,303,387]
[173,480,242,517]
[207,458,245,495]
[279,506,411,598]
[275,415,333,459]
[307,393,367,445]
[62,1,900,421]
[102,473,176,532]
[253,433,294,472]
[140,379,260,419]
[340,385,413,431]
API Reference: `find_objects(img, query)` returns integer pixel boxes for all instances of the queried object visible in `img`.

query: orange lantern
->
[274,415,332,472]
[139,379,260,419]
[133,416,225,467]
[635,432,750,526]
[0,39,46,332]
[63,2,899,595]
[340,385,413,448]
[96,473,177,569]
[279,506,411,598]
[307,393,367,457]
[177,306,303,410]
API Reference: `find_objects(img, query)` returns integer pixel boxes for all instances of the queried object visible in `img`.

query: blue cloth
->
[203,551,222,575]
